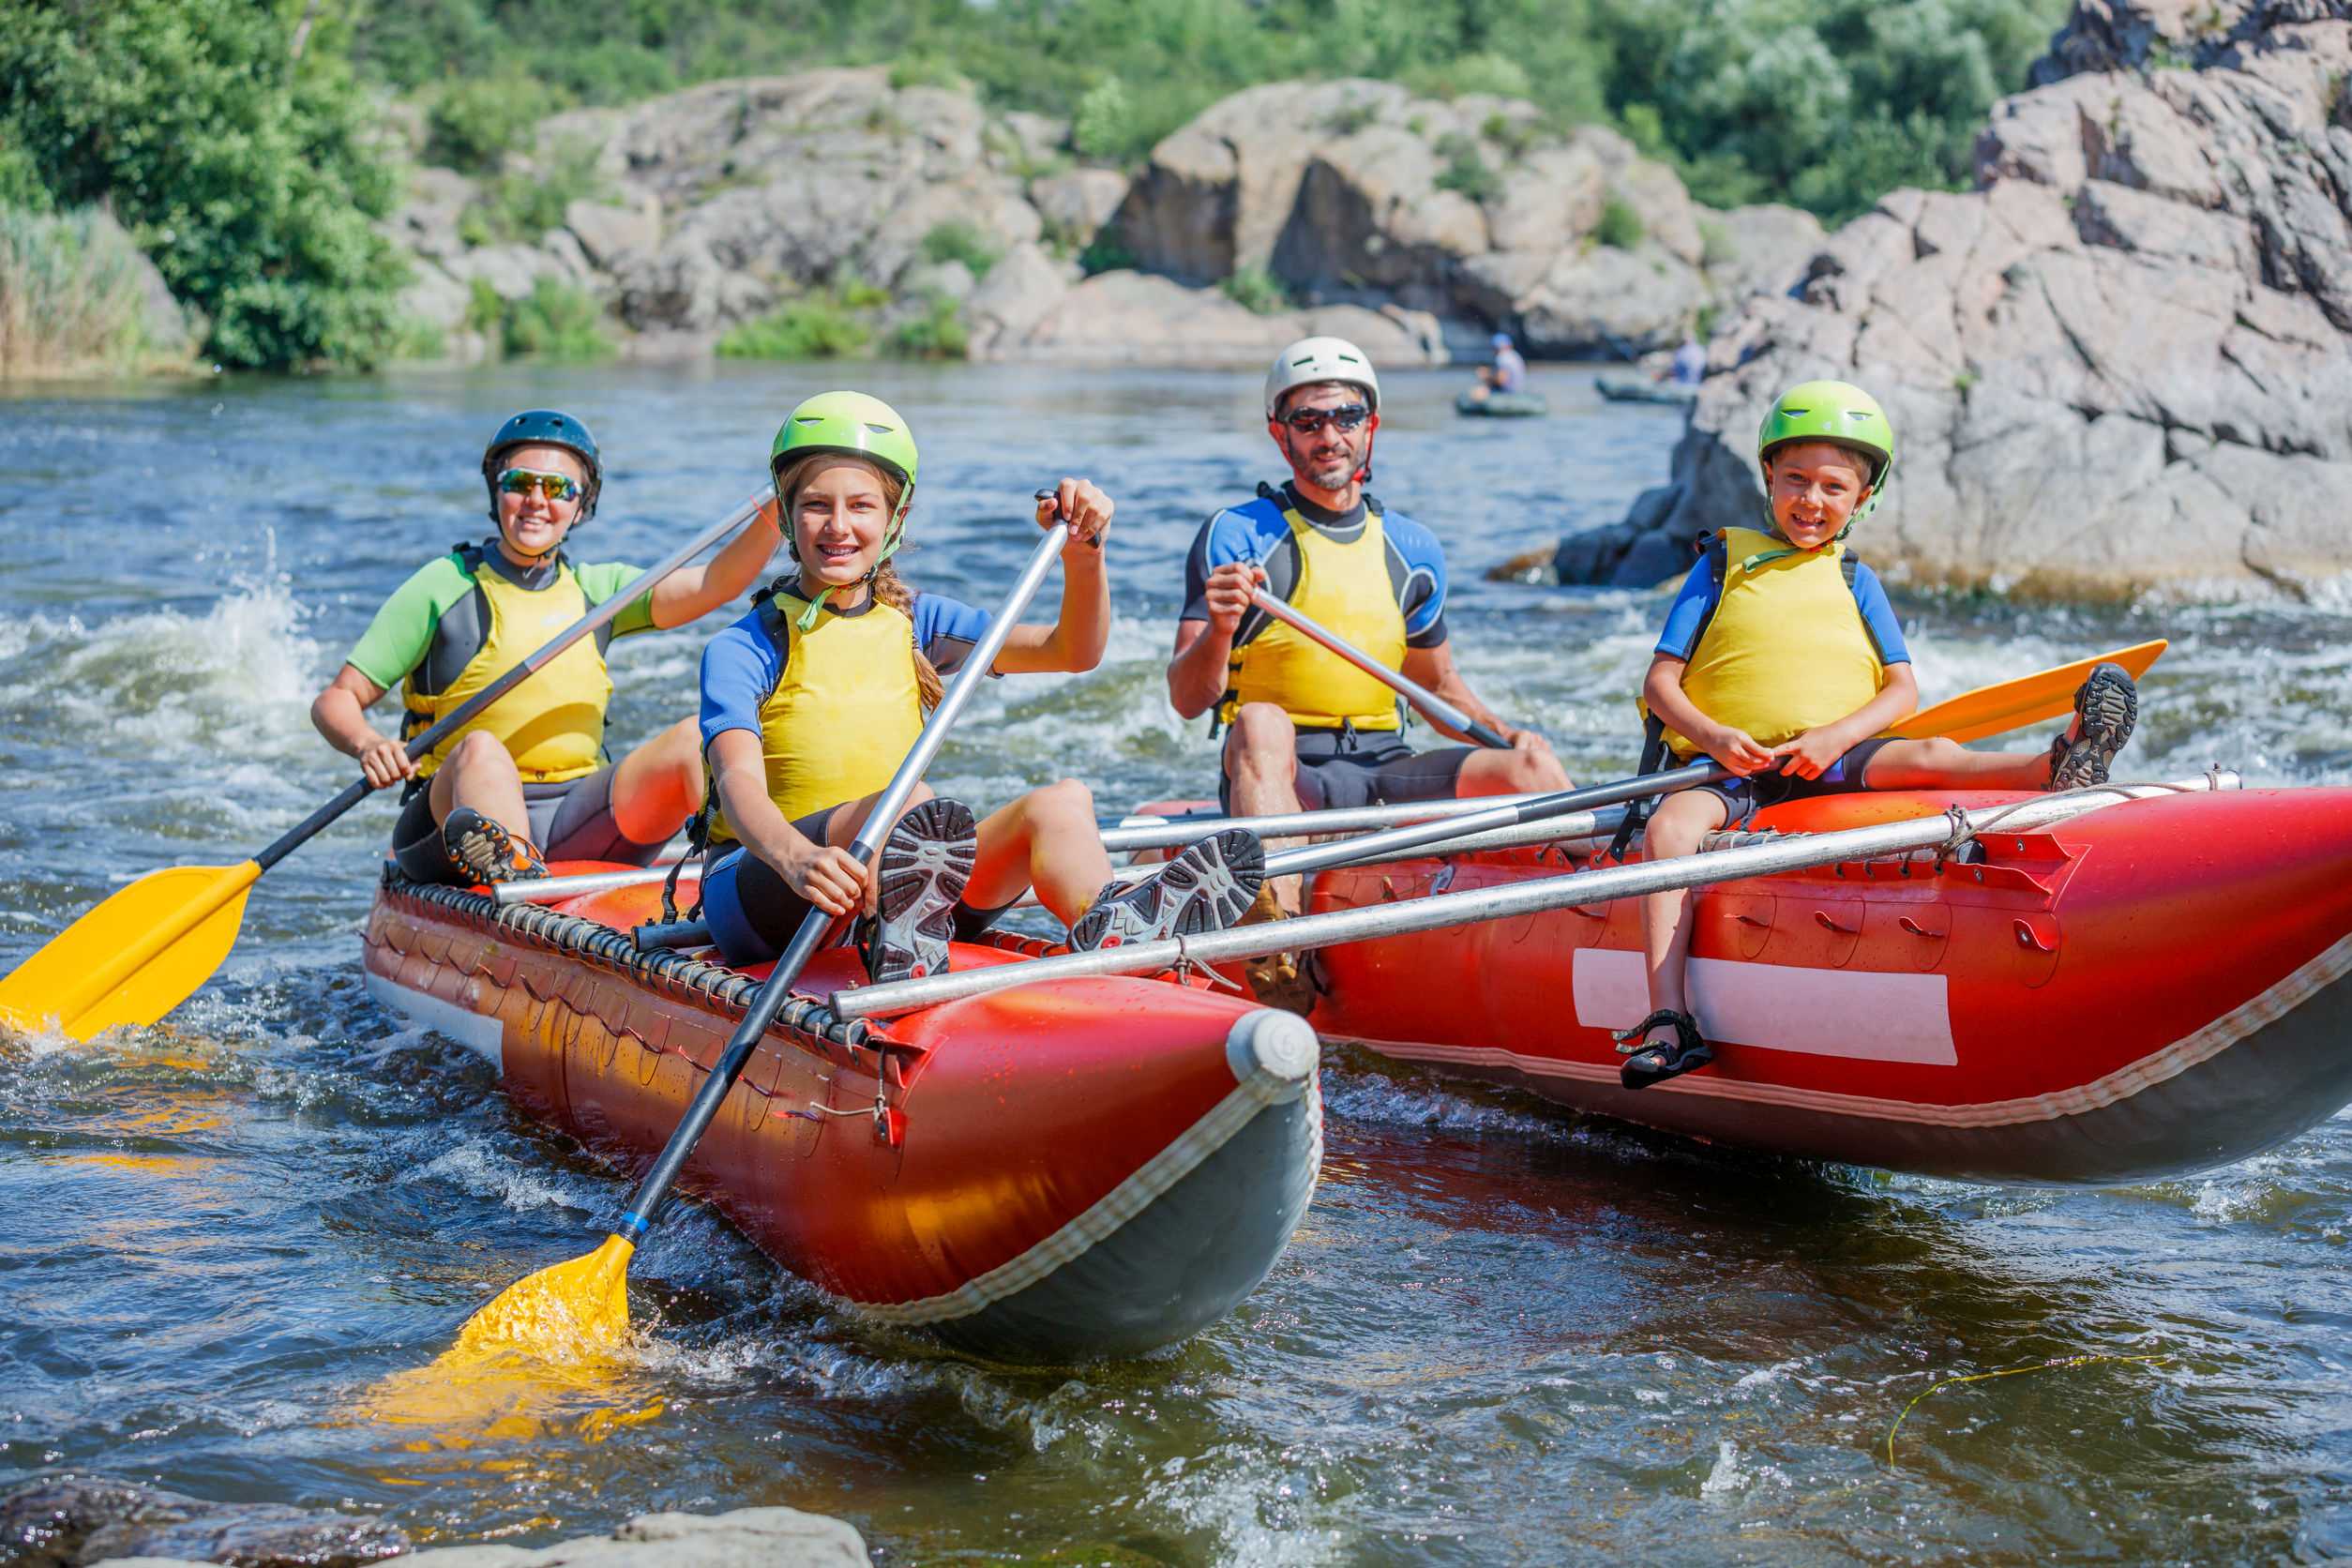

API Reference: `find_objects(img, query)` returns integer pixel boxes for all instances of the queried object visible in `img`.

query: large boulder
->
[1115,83,1786,352]
[1559,0,2352,599]
[1028,167,1132,252]
[963,242,1072,358]
[1005,269,1445,367]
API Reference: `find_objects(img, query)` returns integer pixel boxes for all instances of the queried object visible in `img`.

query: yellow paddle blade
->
[447,1232,635,1361]
[0,860,262,1042]
[1897,639,2166,745]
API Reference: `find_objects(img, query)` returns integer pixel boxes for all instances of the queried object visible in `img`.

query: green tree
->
[0,0,406,369]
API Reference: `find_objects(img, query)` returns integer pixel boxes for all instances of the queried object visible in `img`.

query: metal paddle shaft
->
[1246,587,1515,750]
[833,776,2230,1018]
[1103,792,1546,853]
[611,519,1072,1242]
[1262,761,1725,877]
[256,487,777,873]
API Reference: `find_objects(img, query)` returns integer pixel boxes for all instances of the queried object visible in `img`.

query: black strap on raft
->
[1600,534,1877,862]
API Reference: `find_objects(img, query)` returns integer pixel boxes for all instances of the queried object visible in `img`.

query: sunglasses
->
[1281,403,1371,435]
[497,467,581,503]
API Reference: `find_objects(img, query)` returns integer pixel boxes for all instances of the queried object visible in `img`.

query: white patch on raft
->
[363,969,504,1065]
[1572,949,1957,1066]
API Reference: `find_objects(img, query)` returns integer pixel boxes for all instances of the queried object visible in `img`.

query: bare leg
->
[1638,788,1732,1052]
[1225,702,1305,913]
[966,778,1110,926]
[607,716,707,846]
[822,781,938,858]
[430,731,532,841]
[1456,741,1572,798]
[1862,736,2051,792]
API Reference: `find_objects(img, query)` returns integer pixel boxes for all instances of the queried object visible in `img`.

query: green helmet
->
[484,408,602,520]
[768,391,920,629]
[1755,379,1893,541]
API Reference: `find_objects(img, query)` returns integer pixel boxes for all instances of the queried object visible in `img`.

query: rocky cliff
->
[389,68,1818,368]
[1548,0,2352,598]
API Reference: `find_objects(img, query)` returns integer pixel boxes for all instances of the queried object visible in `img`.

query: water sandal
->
[860,798,978,985]
[1068,827,1266,952]
[2047,662,2138,790]
[1613,1007,1713,1091]
[1238,881,1317,1017]
[442,807,548,885]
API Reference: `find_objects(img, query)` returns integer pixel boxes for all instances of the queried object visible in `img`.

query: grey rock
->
[386,167,478,264]
[1485,145,1606,255]
[1512,244,1710,355]
[1009,270,1444,367]
[1709,204,1829,300]
[88,1507,866,1568]
[444,243,556,302]
[564,197,660,270]
[1576,0,2352,598]
[5,1473,405,1568]
[963,242,1071,358]
[899,259,976,302]
[995,111,1070,171]
[397,260,474,332]
[1029,168,1130,251]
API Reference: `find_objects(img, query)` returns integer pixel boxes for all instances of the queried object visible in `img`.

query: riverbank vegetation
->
[0,0,2067,374]
[0,209,181,378]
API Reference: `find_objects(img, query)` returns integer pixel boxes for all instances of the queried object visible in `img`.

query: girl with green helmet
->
[696,390,1266,985]
[1617,377,2140,1092]
[309,408,787,885]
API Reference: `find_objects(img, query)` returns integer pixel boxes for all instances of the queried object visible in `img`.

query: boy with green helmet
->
[309,408,786,885]
[696,390,1267,987]
[1617,377,2140,1092]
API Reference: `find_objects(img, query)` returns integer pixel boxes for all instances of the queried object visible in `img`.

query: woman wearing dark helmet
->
[308,410,783,883]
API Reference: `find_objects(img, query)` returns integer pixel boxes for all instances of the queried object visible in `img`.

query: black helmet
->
[482,409,602,521]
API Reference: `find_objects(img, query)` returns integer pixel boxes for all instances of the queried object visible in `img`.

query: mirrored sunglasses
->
[1282,403,1371,435]
[497,467,581,503]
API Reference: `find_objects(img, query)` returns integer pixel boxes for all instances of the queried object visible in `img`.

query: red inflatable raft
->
[360,871,1321,1363]
[1296,781,2352,1184]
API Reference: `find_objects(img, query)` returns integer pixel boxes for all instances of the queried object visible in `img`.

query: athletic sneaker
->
[2047,663,2138,790]
[859,798,978,985]
[442,807,549,884]
[1067,828,1265,952]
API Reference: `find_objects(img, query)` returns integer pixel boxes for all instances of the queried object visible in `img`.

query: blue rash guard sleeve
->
[912,591,996,676]
[1180,505,1289,622]
[1381,511,1450,649]
[699,611,783,753]
[1653,564,1719,659]
[1848,561,1910,666]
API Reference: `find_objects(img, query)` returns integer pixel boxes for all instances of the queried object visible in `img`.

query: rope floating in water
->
[1882,1352,2175,1467]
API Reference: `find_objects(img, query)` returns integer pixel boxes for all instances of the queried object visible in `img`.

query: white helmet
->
[1264,336,1380,420]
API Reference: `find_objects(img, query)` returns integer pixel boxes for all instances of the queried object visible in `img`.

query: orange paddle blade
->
[1898,639,2166,744]
[0,860,261,1042]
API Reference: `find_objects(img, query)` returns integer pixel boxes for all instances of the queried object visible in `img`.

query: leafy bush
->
[1221,265,1291,315]
[428,68,575,173]
[1594,196,1645,249]
[887,294,969,358]
[469,138,610,244]
[919,220,1003,279]
[0,207,175,376]
[0,131,48,211]
[0,0,405,370]
[1698,217,1735,267]
[1400,52,1533,102]
[502,278,615,360]
[889,55,967,91]
[462,276,617,360]
[1071,77,1133,161]
[716,294,872,359]
[1433,133,1500,204]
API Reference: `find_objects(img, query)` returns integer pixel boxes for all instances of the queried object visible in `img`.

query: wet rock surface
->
[1551,0,2352,598]
[1,1476,869,1568]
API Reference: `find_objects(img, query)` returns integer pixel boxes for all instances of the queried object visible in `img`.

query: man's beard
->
[1293,443,1358,489]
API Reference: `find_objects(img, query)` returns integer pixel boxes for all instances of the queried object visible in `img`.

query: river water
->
[4,362,2351,1565]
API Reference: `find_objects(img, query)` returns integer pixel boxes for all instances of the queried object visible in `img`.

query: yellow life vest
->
[707,588,926,842]
[400,547,613,783]
[1662,526,1889,759]
[1216,505,1407,732]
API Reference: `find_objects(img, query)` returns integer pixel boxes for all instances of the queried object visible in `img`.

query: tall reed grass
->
[0,207,186,379]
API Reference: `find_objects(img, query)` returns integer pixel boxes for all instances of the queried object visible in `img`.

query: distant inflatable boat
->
[1455,390,1548,417]
[1594,375,1696,406]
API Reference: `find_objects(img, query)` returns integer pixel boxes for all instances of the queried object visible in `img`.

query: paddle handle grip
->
[1245,588,1515,749]
[615,517,1074,1240]
[254,489,776,874]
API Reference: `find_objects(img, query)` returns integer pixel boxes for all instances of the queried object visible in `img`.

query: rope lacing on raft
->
[378,867,874,1052]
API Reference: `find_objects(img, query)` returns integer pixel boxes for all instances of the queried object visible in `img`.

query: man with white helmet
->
[1166,336,1568,1007]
